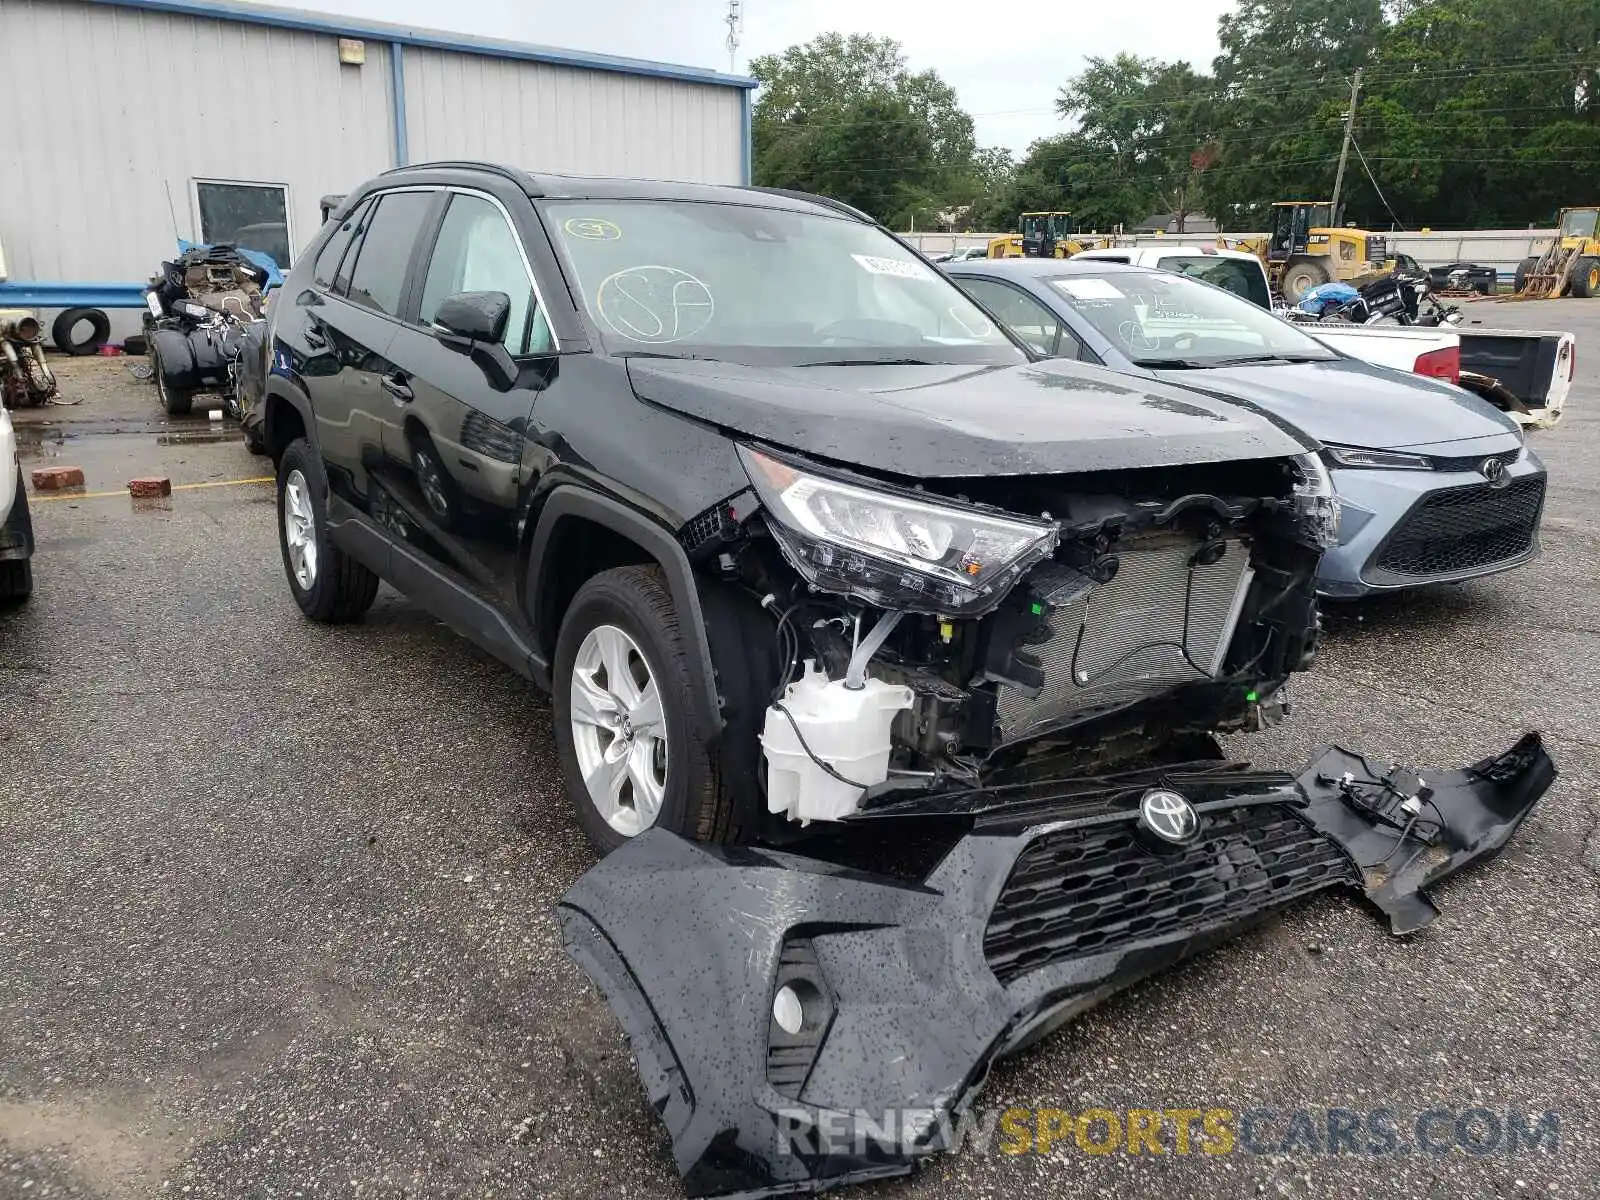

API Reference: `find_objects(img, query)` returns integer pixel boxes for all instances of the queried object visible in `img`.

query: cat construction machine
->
[1223,201,1393,302]
[1512,206,1600,299]
[986,212,1107,259]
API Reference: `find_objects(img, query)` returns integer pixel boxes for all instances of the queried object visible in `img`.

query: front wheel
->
[1513,256,1540,294]
[1570,256,1600,299]
[152,345,193,416]
[551,565,741,853]
[276,438,380,623]
[0,558,30,603]
[1281,259,1331,303]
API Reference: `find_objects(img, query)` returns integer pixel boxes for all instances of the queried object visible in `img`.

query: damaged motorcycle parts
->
[143,242,270,419]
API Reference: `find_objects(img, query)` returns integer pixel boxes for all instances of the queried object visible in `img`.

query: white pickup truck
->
[1073,245,1576,428]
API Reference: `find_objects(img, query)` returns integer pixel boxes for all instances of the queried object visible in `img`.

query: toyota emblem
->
[1479,456,1511,489]
[1137,789,1199,845]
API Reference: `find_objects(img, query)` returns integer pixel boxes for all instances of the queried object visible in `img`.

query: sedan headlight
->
[1324,445,1434,471]
[740,445,1058,616]
[1289,452,1341,550]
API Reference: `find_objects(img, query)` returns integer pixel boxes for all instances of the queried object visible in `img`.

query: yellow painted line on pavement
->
[31,476,274,503]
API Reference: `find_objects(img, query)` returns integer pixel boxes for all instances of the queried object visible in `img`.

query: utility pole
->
[1330,67,1362,224]
[724,0,743,73]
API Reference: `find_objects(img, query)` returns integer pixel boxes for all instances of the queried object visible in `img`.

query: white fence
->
[901,228,1559,279]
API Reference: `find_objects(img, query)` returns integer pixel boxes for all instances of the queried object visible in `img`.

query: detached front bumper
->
[561,734,1554,1198]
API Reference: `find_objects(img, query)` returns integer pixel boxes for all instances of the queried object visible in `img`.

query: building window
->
[193,180,293,270]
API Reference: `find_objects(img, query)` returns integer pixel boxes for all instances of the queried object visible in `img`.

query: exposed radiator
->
[995,537,1254,742]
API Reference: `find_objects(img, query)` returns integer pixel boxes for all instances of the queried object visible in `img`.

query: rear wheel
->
[1570,256,1600,299]
[1281,258,1331,303]
[1513,256,1540,294]
[552,565,741,854]
[152,345,193,416]
[0,558,30,603]
[276,438,380,623]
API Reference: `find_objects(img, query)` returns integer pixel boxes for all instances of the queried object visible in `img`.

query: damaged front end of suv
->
[561,382,1555,1196]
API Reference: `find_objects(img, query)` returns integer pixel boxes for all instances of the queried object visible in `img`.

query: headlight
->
[739,445,1058,616]
[1290,452,1341,549]
[1324,445,1434,470]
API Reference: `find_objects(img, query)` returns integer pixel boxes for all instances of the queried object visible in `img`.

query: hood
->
[1154,357,1522,454]
[625,357,1310,479]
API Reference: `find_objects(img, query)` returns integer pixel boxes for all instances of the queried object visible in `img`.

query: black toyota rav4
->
[258,162,1342,845]
[258,164,1555,1197]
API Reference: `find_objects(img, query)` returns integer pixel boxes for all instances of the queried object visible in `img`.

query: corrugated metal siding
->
[403,46,743,184]
[0,0,395,283]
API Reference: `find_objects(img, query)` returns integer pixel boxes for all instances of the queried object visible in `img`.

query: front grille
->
[1428,448,1521,475]
[1370,475,1544,579]
[994,537,1253,742]
[983,806,1354,985]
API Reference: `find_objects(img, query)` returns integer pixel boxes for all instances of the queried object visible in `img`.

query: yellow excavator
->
[1512,206,1600,299]
[987,212,1107,259]
[1223,201,1393,302]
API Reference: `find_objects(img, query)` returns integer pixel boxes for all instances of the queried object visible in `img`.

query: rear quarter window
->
[1162,257,1271,309]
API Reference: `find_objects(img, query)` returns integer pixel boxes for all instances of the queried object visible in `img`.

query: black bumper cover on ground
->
[559,734,1555,1198]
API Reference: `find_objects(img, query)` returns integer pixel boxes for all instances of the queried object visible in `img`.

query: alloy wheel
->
[569,623,668,837]
[283,469,319,590]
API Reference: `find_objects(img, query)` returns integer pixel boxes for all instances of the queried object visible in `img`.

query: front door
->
[377,189,556,618]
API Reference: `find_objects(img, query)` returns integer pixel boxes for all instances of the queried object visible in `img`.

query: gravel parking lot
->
[3,303,1597,1199]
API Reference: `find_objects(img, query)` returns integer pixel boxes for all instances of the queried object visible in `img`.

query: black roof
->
[374,161,861,219]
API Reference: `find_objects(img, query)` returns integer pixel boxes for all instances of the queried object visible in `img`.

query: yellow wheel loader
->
[1512,207,1600,299]
[986,212,1107,259]
[1224,201,1393,302]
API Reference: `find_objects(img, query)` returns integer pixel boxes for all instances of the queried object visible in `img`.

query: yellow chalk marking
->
[31,476,274,502]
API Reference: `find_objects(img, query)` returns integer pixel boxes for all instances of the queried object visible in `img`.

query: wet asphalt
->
[2,305,1598,1199]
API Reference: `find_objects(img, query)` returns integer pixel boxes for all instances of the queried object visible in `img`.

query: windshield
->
[1159,256,1272,309]
[1560,208,1598,238]
[542,200,1022,366]
[1047,270,1336,366]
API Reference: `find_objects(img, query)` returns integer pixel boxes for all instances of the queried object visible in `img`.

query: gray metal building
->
[0,0,755,333]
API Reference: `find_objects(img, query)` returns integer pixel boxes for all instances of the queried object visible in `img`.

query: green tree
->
[750,34,979,227]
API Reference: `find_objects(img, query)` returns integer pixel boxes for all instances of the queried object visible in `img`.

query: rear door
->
[377,187,556,618]
[302,188,439,519]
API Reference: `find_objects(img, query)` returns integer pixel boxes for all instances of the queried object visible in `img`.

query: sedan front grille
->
[1369,475,1544,580]
[983,806,1355,985]
[994,537,1253,742]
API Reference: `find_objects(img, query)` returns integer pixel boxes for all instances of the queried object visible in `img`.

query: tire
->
[1281,259,1331,303]
[552,564,738,854]
[242,422,267,455]
[1570,256,1600,299]
[0,558,30,603]
[51,307,110,356]
[276,437,380,623]
[1513,256,1540,294]
[152,344,193,416]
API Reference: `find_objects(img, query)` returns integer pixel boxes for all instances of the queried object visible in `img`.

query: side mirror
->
[435,291,510,345]
[434,291,518,392]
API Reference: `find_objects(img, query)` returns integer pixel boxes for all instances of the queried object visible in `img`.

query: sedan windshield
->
[542,200,1022,366]
[1046,270,1337,367]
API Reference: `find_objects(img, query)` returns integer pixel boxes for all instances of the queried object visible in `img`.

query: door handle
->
[380,372,413,402]
[303,324,327,349]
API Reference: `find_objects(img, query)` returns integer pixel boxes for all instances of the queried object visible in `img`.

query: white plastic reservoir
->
[761,661,914,824]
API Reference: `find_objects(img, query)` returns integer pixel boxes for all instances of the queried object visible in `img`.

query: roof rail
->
[378,160,542,195]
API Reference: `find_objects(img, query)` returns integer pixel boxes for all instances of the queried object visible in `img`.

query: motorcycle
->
[143,243,270,419]
[0,309,58,408]
[1289,270,1462,328]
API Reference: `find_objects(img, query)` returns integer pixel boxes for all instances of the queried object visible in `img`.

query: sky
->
[262,0,1236,152]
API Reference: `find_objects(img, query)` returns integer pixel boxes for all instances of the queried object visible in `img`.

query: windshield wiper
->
[796,357,940,367]
[616,350,724,362]
[1135,353,1327,369]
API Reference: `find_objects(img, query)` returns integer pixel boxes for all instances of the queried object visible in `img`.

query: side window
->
[957,278,1080,358]
[195,179,293,269]
[343,191,435,318]
[419,193,549,354]
[312,197,372,289]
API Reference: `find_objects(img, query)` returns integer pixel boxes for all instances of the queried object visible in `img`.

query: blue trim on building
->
[390,41,409,167]
[84,0,758,89]
[0,283,147,308]
[740,90,753,186]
